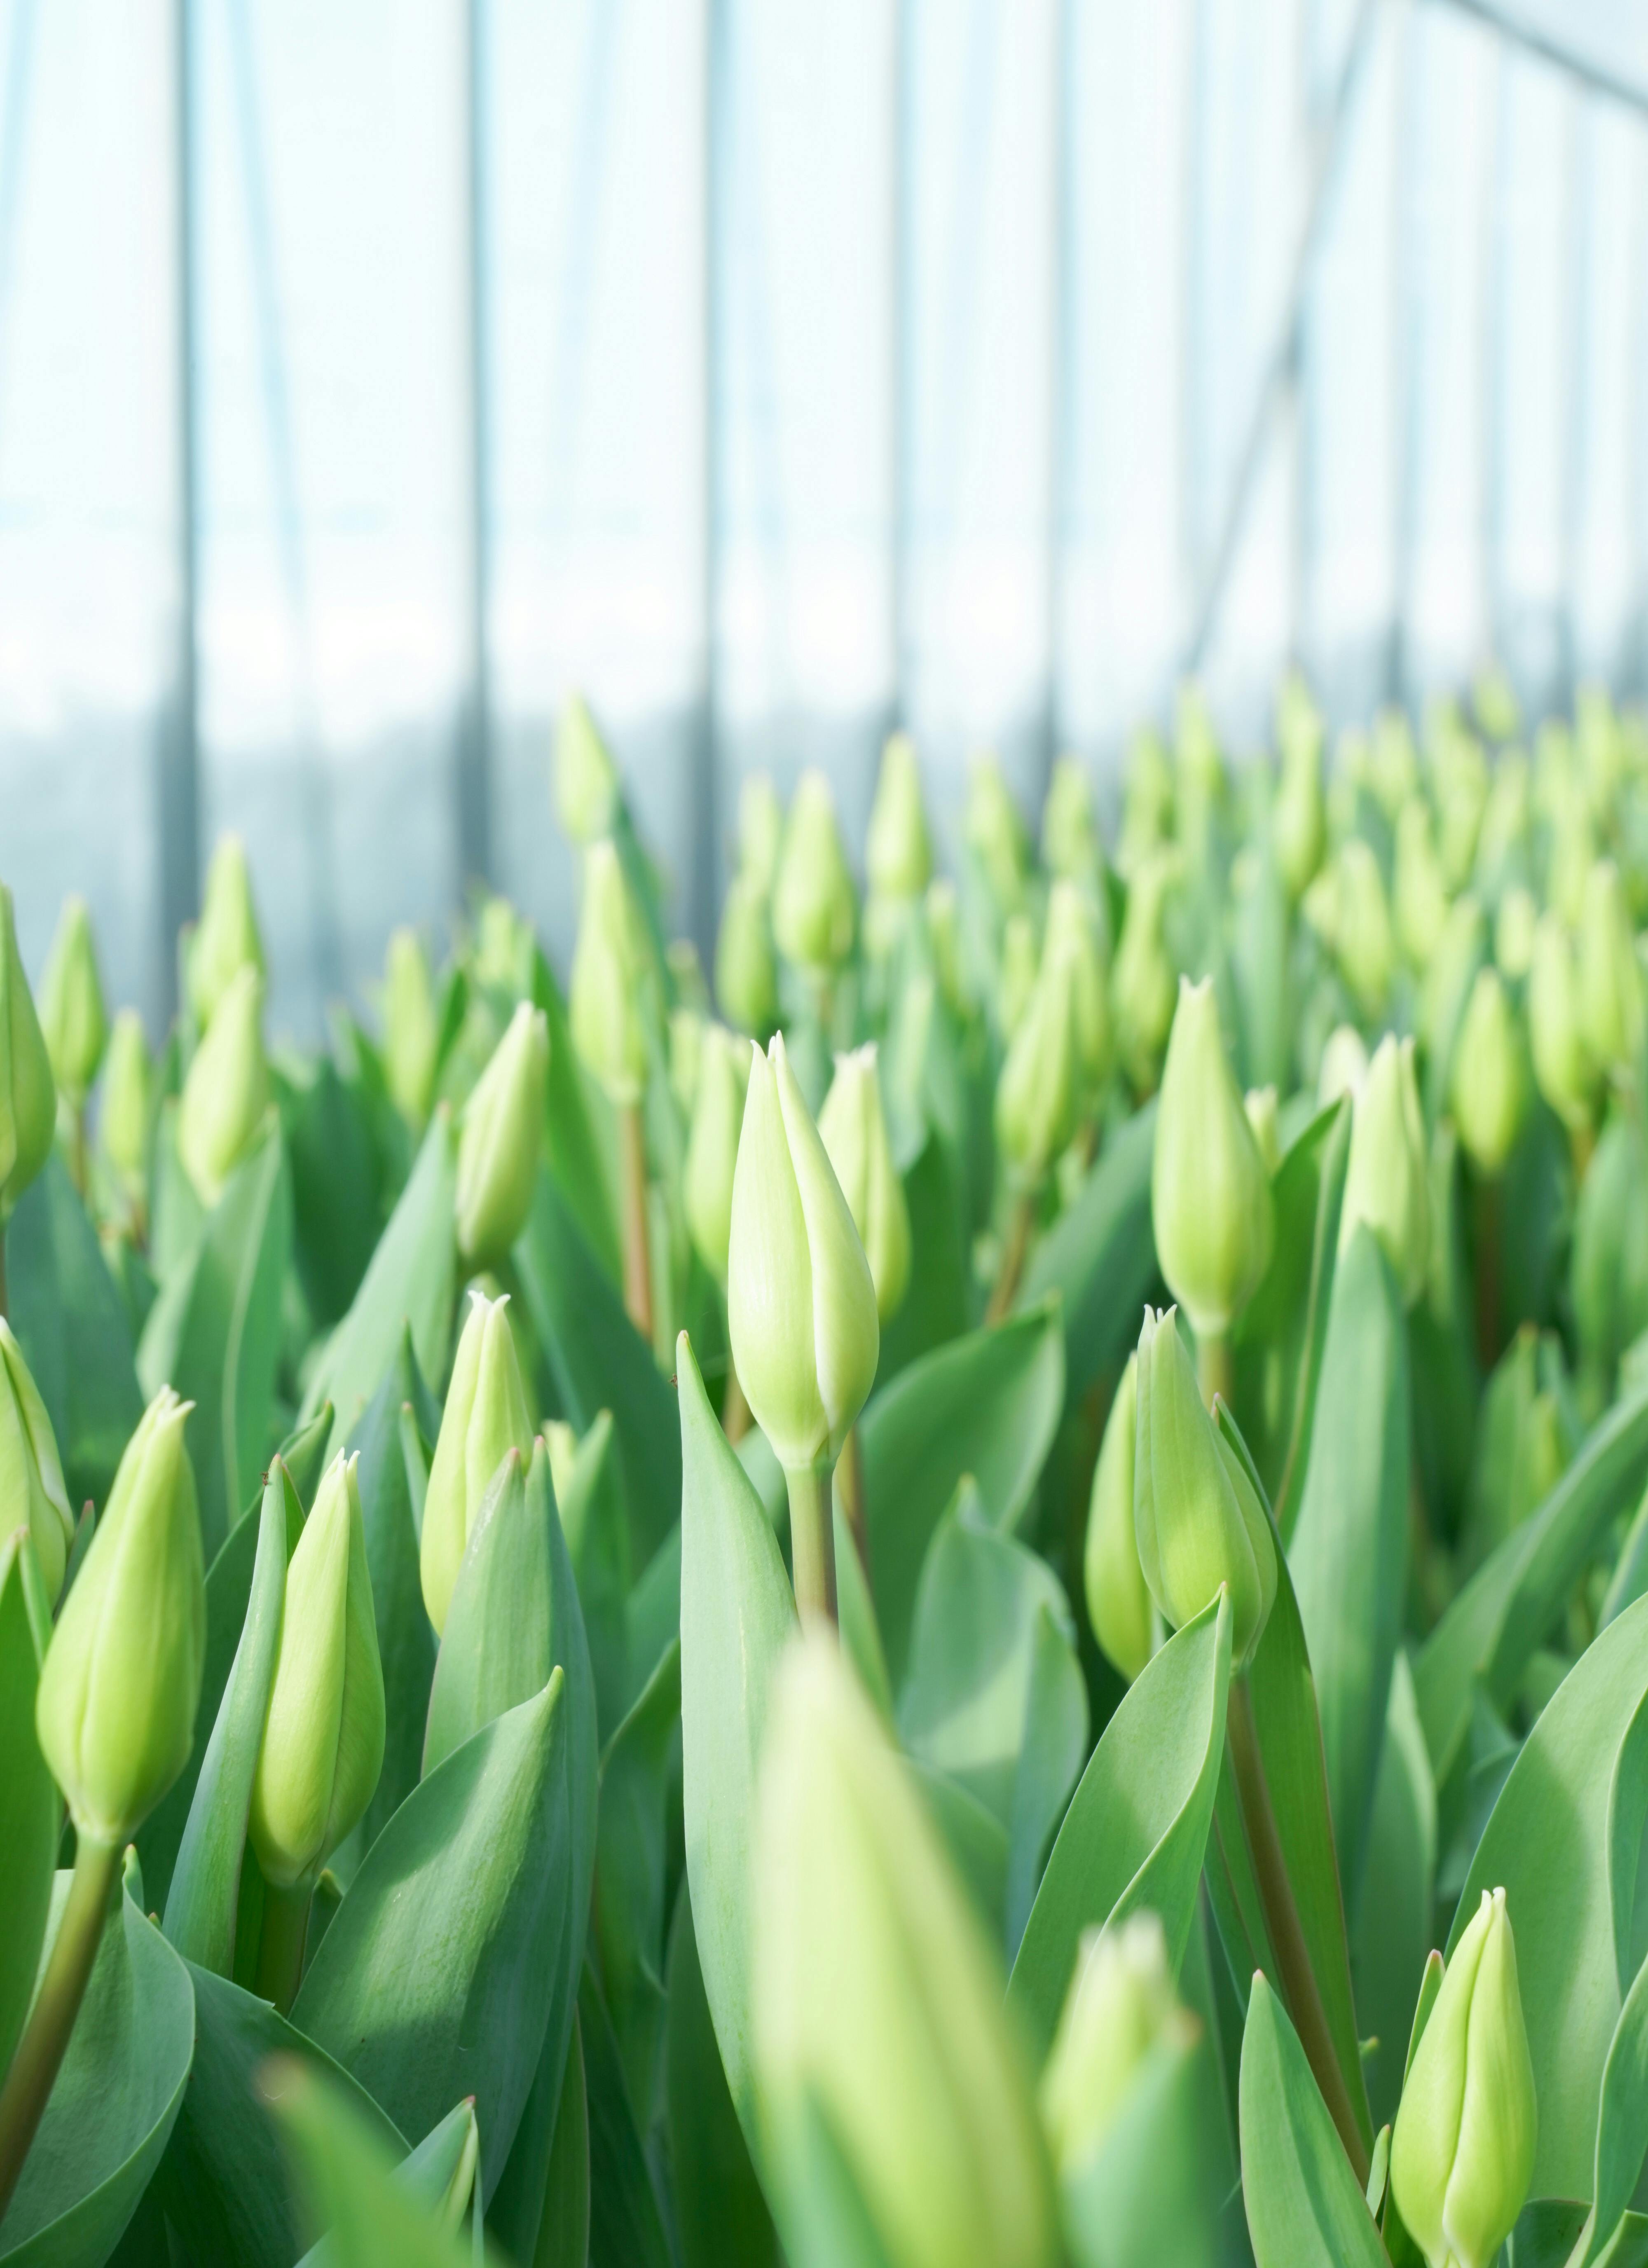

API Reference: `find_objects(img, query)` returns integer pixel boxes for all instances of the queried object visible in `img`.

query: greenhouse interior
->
[5,2,1648,2266]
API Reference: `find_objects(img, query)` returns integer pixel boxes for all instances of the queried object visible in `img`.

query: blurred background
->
[0,0,1644,1036]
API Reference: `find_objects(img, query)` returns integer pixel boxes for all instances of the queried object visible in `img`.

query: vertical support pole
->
[162,0,202,1020]
[458,0,492,899]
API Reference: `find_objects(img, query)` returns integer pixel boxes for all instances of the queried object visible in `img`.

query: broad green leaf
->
[581,1964,672,2268]
[0,1880,194,2268]
[1351,1655,1436,2129]
[1020,1100,1158,1406]
[1061,2029,1224,2268]
[295,2097,481,2267]
[1571,1949,1648,2268]
[527,2011,589,2268]
[556,1409,632,1743]
[913,1761,1009,1938]
[1009,1593,1230,2060]
[666,1888,780,2268]
[262,2057,466,2268]
[0,1533,56,2087]
[834,1503,893,1722]
[278,1051,383,1330]
[875,1134,970,1385]
[592,1639,681,2123]
[1238,1975,1387,2268]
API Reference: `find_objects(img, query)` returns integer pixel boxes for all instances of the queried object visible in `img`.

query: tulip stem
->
[1226,1681,1368,2184]
[836,1423,870,1578]
[0,1833,121,2222]
[1197,1330,1233,1412]
[618,1102,655,1348]
[986,1193,1036,1323]
[254,1880,313,2018]
[786,1462,838,1628]
[1471,1174,1501,1372]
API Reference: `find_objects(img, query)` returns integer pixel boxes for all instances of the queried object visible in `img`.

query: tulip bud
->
[1528,914,1596,1133]
[99,1008,151,1197]
[1044,882,1112,1101]
[818,1045,911,1325]
[1371,707,1420,818]
[1390,1887,1536,2268]
[570,840,648,1105]
[420,1291,535,1634]
[1332,841,1395,1016]
[472,895,534,995]
[1040,1912,1180,2174]
[1083,1354,1151,1683]
[965,754,1030,913]
[1494,884,1536,981]
[925,880,964,1014]
[1339,1035,1429,1306]
[1134,1306,1275,1665]
[36,1386,205,1845]
[753,1635,1058,2268]
[727,1031,879,1475]
[0,1317,72,1601]
[1175,683,1224,851]
[38,896,108,1108]
[1118,730,1174,878]
[670,1004,704,1116]
[249,1452,385,1891]
[1316,1023,1369,1107]
[668,935,711,1016]
[684,1024,749,1286]
[999,915,1038,1041]
[773,770,857,978]
[1113,852,1179,1092]
[995,948,1081,1192]
[178,964,270,1207]
[1451,968,1526,1177]
[1394,798,1450,970]
[716,873,780,1038]
[1152,978,1274,1341]
[737,771,784,897]
[453,999,548,1269]
[189,835,265,1031]
[867,732,933,902]
[1577,859,1644,1081]
[554,691,620,844]
[1042,756,1102,886]
[0,882,55,1220]
[1244,1086,1281,1176]
[382,927,440,1127]
[1545,781,1593,928]
[1273,690,1325,899]
[1472,662,1520,743]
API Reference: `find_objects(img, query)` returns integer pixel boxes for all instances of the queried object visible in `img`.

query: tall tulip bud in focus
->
[455,998,548,1270]
[1040,1913,1181,2175]
[38,896,107,1108]
[382,927,440,1128]
[1577,859,1645,1083]
[420,1291,535,1635]
[1133,1306,1275,1667]
[1083,1354,1151,1683]
[570,841,647,1106]
[1395,798,1449,969]
[866,732,933,903]
[995,948,1080,1194]
[1042,756,1102,887]
[1044,882,1112,1102]
[554,691,620,845]
[1244,1086,1281,1177]
[1113,852,1179,1093]
[1528,914,1596,1135]
[1339,1035,1429,1306]
[36,1386,204,1845]
[716,874,780,1039]
[965,754,1030,913]
[1451,968,1526,1177]
[0,881,55,1222]
[773,771,856,979]
[818,1045,911,1324]
[178,964,270,1207]
[737,771,784,898]
[684,1024,750,1286]
[99,1009,151,1202]
[1390,1887,1536,2268]
[0,1318,71,1601]
[1152,978,1273,1346]
[189,835,265,1032]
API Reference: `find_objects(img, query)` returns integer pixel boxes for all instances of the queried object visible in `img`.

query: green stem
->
[986,1192,1036,1324]
[0,1224,8,1323]
[0,1835,121,2222]
[618,1102,655,1348]
[836,1423,869,1580]
[1226,1681,1368,2184]
[1196,1329,1233,1412]
[1472,1174,1501,1373]
[785,1461,838,1628]
[254,1879,313,2018]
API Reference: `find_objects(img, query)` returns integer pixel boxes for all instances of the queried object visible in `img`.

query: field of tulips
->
[5,668,1648,2267]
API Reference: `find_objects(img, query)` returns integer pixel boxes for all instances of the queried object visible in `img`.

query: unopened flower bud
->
[382,927,440,1128]
[472,895,533,995]
[1545,782,1593,927]
[773,772,857,977]
[1340,1035,1429,1306]
[189,835,265,1031]
[1113,853,1179,1091]
[728,1032,879,1475]
[39,895,107,1107]
[1244,1086,1281,1176]
[1577,859,1644,1081]
[1451,968,1526,1177]
[1083,1354,1150,1683]
[1042,757,1102,887]
[36,1386,205,1845]
[999,915,1038,1041]
[1370,707,1419,818]
[670,1004,704,1116]
[1152,978,1273,1340]
[684,1024,750,1286]
[965,754,1030,913]
[554,692,620,845]
[1494,885,1536,981]
[866,733,932,902]
[1175,683,1224,851]
[1118,730,1174,877]
[454,999,548,1269]
[1333,840,1395,1016]
[1273,687,1325,899]
[0,882,55,1220]
[716,873,780,1038]
[0,1318,72,1601]
[249,1452,385,1891]
[1133,1306,1275,1667]
[1472,662,1520,743]
[99,1009,151,1197]
[570,841,648,1106]
[737,772,784,897]
[1419,895,1488,1069]
[420,1291,535,1634]
[1390,1886,1536,2268]
[1040,1912,1180,2174]
[995,948,1081,1192]
[1317,1024,1369,1107]
[1394,798,1450,969]
[925,880,964,1014]
[1528,914,1595,1133]
[178,964,269,1206]
[818,1045,911,1325]
[1044,882,1111,1100]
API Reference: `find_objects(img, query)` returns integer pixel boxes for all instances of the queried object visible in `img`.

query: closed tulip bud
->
[1152,978,1273,1341]
[189,835,265,1031]
[382,927,440,1127]
[1244,1086,1280,1176]
[995,948,1081,1192]
[1042,756,1102,886]
[670,1004,703,1116]
[1395,798,1450,969]
[1451,968,1526,1177]
[1472,662,1520,743]
[1083,1354,1151,1683]
[1000,914,1038,1039]
[716,873,780,1037]
[0,1317,72,1601]
[1316,1023,1369,1106]
[925,879,964,1013]
[1577,859,1644,1081]
[178,964,269,1207]
[1528,914,1595,1133]
[38,896,107,1107]
[727,1031,879,1475]
[249,1452,385,1891]
[1334,840,1395,1016]
[1371,707,1420,817]
[737,771,784,898]
[684,1024,749,1286]
[1118,729,1174,878]
[867,732,932,902]
[1044,881,1112,1099]
[570,841,648,1106]
[1273,690,1325,899]
[1175,683,1224,848]
[36,1386,204,1845]
[1391,1887,1536,2268]
[472,894,534,994]
[420,1291,535,1634]
[1340,1035,1429,1306]
[1113,853,1179,1091]
[668,935,710,1015]
[965,755,1030,913]
[773,771,856,977]
[818,1045,911,1324]
[1040,1913,1181,2175]
[1133,1306,1276,1667]
[99,1009,151,1196]
[554,691,620,844]
[754,1635,1058,2268]
[1545,783,1593,928]
[0,882,55,1221]
[1494,885,1536,981]
[454,999,548,1270]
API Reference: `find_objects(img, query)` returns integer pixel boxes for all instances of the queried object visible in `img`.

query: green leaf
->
[0,1880,194,2268]
[1350,1655,1436,2130]
[1020,1100,1158,1407]
[874,1134,970,1385]
[557,1409,633,1744]
[262,2056,466,2268]
[666,1888,780,2268]
[580,1964,672,2268]
[278,1052,384,1330]
[912,1761,1009,1938]
[0,1534,57,2089]
[527,2009,589,2268]
[591,1637,681,2126]
[862,1301,1065,1688]
[1237,1974,1387,2268]
[294,2097,482,2268]
[1571,1948,1648,2268]
[1061,2029,1225,2268]
[1009,1592,1231,2060]
[533,947,622,1285]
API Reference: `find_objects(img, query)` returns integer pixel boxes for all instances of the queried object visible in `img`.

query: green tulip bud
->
[1437,747,1489,894]
[1044,882,1112,1099]
[667,935,711,1015]
[965,754,1031,913]
[1332,840,1395,1016]
[1494,884,1536,981]
[554,691,620,844]
[754,1634,1058,2268]
[38,896,108,1107]
[98,1008,151,1197]
[1273,682,1325,899]
[1152,978,1273,1341]
[1394,798,1450,969]
[1083,1354,1151,1683]
[178,964,270,1207]
[684,1024,750,1286]
[1113,853,1179,1092]
[867,732,933,901]
[1390,1886,1536,2268]
[382,927,440,1128]
[1576,681,1623,810]
[999,914,1038,1040]
[925,879,964,1014]
[1039,1912,1180,2174]
[818,1044,911,1324]
[727,1031,879,1475]
[1042,756,1102,886]
[0,881,55,1221]
[995,946,1081,1192]
[1244,1086,1281,1176]
[570,840,648,1105]
[455,997,548,1270]
[189,835,265,1031]
[1118,729,1174,878]
[1174,682,1224,845]
[472,894,534,995]
[670,1004,704,1117]
[1528,913,1596,1133]
[1545,779,1594,927]
[1451,968,1526,1176]
[1316,1023,1369,1107]
[716,873,780,1037]
[1340,1035,1429,1306]
[36,1386,205,1845]
[1577,859,1644,1081]
[1370,707,1420,817]
[419,1291,535,1635]
[0,1316,72,1601]
[737,771,784,897]
[249,1451,385,1891]
[1472,662,1520,743]
[773,771,857,976]
[1133,1306,1276,1667]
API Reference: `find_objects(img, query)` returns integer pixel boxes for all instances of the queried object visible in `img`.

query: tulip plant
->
[5,668,1648,2267]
